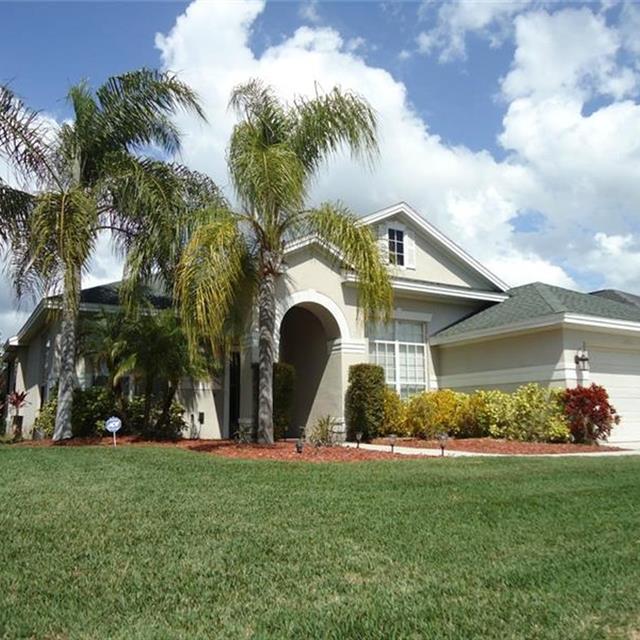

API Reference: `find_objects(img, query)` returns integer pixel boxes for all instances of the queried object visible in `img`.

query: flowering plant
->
[561,384,619,443]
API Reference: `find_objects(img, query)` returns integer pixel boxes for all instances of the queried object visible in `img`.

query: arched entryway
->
[277,292,346,437]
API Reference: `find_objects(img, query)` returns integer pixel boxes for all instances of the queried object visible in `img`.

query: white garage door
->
[589,348,640,443]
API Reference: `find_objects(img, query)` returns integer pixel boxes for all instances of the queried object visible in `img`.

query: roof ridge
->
[531,282,566,314]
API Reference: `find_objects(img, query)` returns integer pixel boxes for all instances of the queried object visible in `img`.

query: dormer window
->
[388,228,404,266]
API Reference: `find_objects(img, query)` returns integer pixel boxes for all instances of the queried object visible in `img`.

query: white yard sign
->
[105,416,122,447]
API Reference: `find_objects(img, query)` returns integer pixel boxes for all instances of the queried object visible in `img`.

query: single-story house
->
[4,202,640,443]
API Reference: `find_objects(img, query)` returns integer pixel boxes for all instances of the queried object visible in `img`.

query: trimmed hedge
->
[380,384,579,443]
[345,364,385,442]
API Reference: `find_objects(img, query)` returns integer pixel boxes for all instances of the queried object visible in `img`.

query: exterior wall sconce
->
[389,433,397,453]
[437,432,448,457]
[574,342,590,372]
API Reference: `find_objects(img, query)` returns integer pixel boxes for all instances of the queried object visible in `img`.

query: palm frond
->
[229,79,288,144]
[22,188,99,307]
[0,84,60,188]
[175,212,255,356]
[290,85,378,176]
[228,121,306,234]
[96,68,206,154]
[104,155,225,310]
[306,202,392,323]
[0,181,33,247]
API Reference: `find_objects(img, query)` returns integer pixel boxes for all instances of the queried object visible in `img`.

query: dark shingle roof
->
[50,281,172,310]
[435,282,640,339]
[590,289,640,309]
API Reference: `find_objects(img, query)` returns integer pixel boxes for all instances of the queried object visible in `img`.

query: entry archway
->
[276,291,346,437]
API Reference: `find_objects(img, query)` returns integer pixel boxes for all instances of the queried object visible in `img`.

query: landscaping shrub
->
[472,390,515,439]
[123,395,187,440]
[307,414,338,446]
[405,389,468,438]
[273,362,295,440]
[473,385,570,443]
[33,395,57,439]
[345,364,385,442]
[560,383,619,443]
[71,387,115,437]
[455,392,488,438]
[379,387,408,436]
[486,384,570,442]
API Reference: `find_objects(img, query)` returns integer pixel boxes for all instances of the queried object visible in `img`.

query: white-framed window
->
[379,223,416,270]
[368,319,428,398]
[388,227,405,266]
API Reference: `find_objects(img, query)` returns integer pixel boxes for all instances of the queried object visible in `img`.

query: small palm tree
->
[0,70,215,441]
[122,310,207,432]
[78,311,136,402]
[176,79,393,444]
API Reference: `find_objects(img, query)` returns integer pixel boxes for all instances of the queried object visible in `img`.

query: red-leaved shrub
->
[560,384,620,443]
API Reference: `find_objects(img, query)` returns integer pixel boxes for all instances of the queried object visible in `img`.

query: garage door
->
[589,348,640,443]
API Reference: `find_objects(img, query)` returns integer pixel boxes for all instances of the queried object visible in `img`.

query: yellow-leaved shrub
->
[379,387,408,436]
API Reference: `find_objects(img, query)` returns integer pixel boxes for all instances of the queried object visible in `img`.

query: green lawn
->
[0,447,639,639]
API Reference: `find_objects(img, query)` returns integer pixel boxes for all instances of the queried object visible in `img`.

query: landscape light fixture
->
[389,433,397,453]
[355,431,363,448]
[437,432,448,457]
[575,342,590,372]
[295,437,304,454]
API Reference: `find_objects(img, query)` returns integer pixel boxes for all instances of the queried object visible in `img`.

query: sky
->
[1,0,640,339]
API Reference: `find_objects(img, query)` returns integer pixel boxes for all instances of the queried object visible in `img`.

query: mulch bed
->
[12,436,417,462]
[371,437,623,455]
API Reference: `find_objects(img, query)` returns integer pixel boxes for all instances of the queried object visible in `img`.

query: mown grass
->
[0,446,639,639]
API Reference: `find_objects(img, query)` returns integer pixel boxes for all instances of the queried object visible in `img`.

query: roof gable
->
[359,202,508,292]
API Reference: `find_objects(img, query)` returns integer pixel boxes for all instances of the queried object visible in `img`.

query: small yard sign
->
[105,416,122,447]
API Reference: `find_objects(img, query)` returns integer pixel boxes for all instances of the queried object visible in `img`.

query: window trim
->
[388,227,405,267]
[368,319,429,397]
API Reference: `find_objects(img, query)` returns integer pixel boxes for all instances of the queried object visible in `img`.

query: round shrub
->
[71,387,116,437]
[379,387,408,436]
[405,389,468,439]
[560,383,619,443]
[345,364,385,442]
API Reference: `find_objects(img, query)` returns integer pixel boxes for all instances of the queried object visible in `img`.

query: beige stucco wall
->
[176,377,224,439]
[380,214,494,290]
[436,328,567,393]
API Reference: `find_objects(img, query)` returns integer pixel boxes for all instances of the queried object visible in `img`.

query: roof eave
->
[432,312,640,346]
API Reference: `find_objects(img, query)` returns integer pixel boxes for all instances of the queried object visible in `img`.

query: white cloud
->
[156,0,565,291]
[416,0,533,62]
[501,8,636,101]
[298,0,321,25]
[497,7,640,285]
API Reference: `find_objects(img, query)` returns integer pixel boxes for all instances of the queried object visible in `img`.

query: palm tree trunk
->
[257,269,276,444]
[53,266,80,441]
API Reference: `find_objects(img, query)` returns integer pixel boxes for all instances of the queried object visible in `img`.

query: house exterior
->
[4,202,640,444]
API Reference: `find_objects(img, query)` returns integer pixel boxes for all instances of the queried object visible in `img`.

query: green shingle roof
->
[435,282,640,339]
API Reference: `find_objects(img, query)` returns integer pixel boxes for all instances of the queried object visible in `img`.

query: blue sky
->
[2,2,510,153]
[1,0,640,337]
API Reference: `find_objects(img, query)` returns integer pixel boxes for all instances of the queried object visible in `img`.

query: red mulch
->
[371,437,623,455]
[13,436,416,462]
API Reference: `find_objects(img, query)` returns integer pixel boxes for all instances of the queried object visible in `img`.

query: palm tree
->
[121,310,207,432]
[0,70,215,441]
[176,79,393,444]
[78,310,135,402]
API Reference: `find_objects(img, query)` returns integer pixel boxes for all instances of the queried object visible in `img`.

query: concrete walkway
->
[342,441,640,458]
